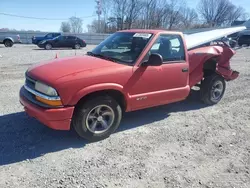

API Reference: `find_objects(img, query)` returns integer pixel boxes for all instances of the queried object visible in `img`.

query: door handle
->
[182,68,189,72]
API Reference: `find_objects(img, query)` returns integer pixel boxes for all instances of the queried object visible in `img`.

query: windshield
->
[90,32,153,65]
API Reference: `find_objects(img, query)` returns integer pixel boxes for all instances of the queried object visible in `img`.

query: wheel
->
[72,96,122,141]
[4,40,13,47]
[45,43,52,50]
[74,44,81,49]
[200,74,226,105]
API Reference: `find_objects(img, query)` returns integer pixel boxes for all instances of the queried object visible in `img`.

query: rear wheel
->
[4,40,13,47]
[72,96,122,141]
[74,44,81,49]
[200,74,226,105]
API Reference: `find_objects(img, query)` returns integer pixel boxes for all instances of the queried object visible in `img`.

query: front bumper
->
[19,86,74,130]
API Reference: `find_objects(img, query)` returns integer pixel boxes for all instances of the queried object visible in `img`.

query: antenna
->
[96,0,102,33]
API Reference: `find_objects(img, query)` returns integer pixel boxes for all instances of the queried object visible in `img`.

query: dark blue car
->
[32,33,61,45]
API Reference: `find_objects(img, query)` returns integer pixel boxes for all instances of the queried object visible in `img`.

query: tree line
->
[61,0,249,34]
[60,16,83,33]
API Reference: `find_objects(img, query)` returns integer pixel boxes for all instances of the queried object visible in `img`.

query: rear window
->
[46,33,53,38]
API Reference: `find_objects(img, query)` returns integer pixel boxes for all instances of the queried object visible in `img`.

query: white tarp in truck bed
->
[184,26,246,50]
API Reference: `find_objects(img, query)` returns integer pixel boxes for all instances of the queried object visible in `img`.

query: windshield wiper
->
[86,51,119,63]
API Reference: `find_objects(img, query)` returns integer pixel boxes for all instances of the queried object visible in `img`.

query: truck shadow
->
[0,90,207,166]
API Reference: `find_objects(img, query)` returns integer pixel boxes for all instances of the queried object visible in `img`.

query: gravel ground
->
[0,44,250,188]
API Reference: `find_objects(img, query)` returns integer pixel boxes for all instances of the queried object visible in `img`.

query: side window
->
[53,33,60,37]
[68,36,76,40]
[148,34,185,62]
[45,33,53,38]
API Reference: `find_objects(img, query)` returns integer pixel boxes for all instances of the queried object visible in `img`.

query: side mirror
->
[142,53,163,66]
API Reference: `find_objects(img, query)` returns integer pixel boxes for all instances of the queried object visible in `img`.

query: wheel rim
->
[75,44,80,49]
[211,80,224,101]
[86,105,115,134]
[5,41,11,47]
[46,44,51,49]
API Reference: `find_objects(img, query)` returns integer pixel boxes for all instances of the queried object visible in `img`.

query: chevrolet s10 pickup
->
[19,29,242,141]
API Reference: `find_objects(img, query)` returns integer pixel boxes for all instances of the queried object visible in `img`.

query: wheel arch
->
[69,84,129,112]
[45,42,53,47]
[75,89,128,112]
[203,58,218,78]
[3,37,14,43]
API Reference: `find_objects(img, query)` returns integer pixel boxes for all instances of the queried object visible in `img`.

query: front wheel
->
[72,96,122,141]
[200,74,226,105]
[45,43,52,50]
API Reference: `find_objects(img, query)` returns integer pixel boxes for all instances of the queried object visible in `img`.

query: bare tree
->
[101,0,112,31]
[87,0,247,33]
[60,21,71,33]
[162,0,184,30]
[87,19,108,33]
[112,0,128,30]
[124,0,143,29]
[69,17,83,33]
[138,0,166,29]
[141,0,154,29]
[101,0,111,20]
[227,6,247,25]
[198,0,237,26]
[180,7,199,29]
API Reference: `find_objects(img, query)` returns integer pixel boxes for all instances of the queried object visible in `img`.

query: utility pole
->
[96,0,102,33]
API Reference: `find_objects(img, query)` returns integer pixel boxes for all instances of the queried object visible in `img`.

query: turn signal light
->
[36,96,62,106]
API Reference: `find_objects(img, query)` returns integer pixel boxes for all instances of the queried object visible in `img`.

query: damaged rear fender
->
[188,46,239,84]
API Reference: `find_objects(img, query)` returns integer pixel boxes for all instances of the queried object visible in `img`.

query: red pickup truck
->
[19,29,239,141]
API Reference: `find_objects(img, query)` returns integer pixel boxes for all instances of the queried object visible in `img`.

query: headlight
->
[35,81,58,96]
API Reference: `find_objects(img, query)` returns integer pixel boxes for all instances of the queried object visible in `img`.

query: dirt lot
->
[0,44,250,188]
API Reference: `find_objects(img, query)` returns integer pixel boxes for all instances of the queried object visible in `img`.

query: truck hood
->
[27,55,124,85]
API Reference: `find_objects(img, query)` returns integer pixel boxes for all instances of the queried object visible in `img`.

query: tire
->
[45,43,52,50]
[4,40,13,47]
[74,43,81,49]
[72,96,122,142]
[200,73,226,105]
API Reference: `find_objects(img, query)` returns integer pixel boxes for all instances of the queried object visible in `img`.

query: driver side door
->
[128,34,190,110]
